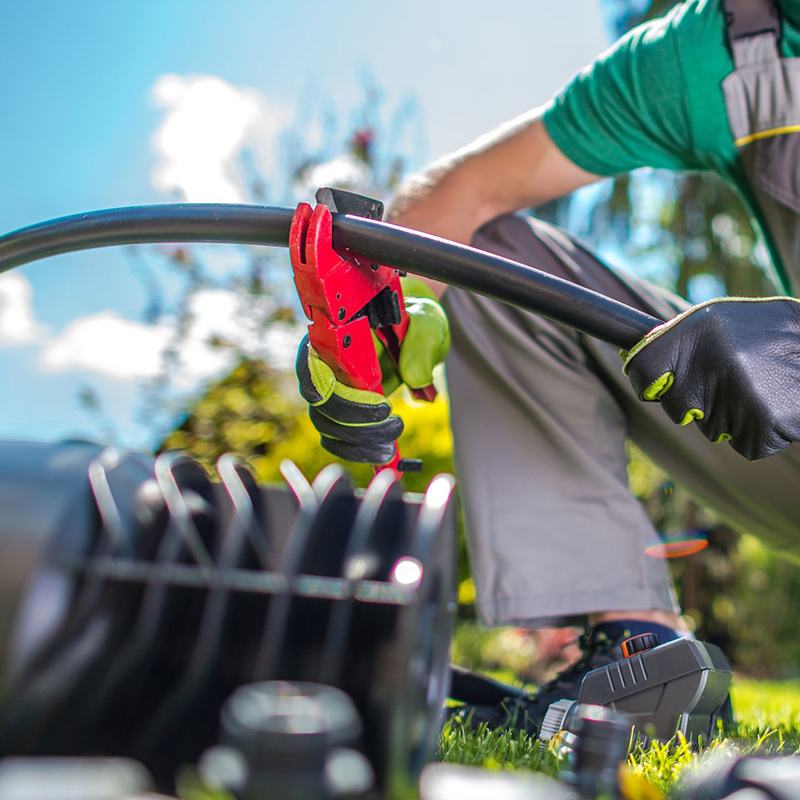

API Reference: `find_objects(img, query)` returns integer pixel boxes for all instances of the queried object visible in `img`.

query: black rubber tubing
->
[0,204,662,350]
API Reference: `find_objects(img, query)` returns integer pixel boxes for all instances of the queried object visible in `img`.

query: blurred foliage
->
[162,363,453,495]
[265,383,454,494]
[592,171,775,299]
[160,358,301,465]
[723,536,800,676]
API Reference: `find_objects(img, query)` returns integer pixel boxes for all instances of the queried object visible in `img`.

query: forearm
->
[387,154,491,248]
[387,107,601,296]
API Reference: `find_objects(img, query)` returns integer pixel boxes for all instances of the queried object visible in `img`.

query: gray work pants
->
[442,214,800,628]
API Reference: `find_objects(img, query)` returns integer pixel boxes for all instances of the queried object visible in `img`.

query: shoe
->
[448,621,674,736]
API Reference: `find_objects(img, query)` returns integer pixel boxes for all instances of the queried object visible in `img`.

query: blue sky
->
[0,0,607,448]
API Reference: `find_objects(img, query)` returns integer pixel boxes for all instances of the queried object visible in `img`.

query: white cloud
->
[150,74,290,203]
[0,74,303,422]
[41,312,171,380]
[3,74,302,392]
[39,289,301,388]
[0,273,47,346]
[300,154,372,198]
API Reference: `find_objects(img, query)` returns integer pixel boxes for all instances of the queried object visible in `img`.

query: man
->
[296,0,800,732]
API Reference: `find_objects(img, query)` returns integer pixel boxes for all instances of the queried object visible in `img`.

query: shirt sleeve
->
[543,11,705,176]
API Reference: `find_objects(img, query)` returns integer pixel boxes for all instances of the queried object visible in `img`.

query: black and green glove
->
[622,297,800,461]
[296,290,450,464]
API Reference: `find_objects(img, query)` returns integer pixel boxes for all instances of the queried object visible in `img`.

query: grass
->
[438,679,800,795]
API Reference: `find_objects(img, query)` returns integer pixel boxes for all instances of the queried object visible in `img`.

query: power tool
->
[538,634,733,747]
[450,633,732,749]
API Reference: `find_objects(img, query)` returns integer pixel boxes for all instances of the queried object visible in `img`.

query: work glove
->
[296,291,450,464]
[622,297,800,461]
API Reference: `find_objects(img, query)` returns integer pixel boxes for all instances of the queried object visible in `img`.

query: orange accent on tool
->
[621,633,660,658]
[645,539,709,559]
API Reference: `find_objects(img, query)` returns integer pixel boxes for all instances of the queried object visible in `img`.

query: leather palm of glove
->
[296,295,450,464]
[622,297,800,461]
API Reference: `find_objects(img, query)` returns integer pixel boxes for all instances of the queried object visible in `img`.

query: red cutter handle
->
[289,202,436,476]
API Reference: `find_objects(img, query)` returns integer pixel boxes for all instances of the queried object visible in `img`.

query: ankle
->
[588,610,690,635]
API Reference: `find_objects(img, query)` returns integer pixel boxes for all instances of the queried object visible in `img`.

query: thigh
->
[440,215,678,626]
[464,213,800,560]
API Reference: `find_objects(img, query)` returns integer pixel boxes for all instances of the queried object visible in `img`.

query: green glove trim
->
[306,345,336,405]
[310,406,403,441]
[679,408,704,426]
[330,381,393,411]
[642,372,674,401]
[307,345,389,411]
[714,433,733,444]
[621,296,796,376]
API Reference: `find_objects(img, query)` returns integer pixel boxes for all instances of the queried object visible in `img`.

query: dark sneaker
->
[448,622,673,736]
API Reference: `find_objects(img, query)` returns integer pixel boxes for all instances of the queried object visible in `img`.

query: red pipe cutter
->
[289,187,437,476]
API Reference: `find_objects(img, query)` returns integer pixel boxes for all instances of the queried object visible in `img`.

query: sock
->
[593,619,684,646]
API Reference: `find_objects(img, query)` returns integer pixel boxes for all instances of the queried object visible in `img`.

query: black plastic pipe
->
[332,215,661,349]
[0,205,296,268]
[0,204,661,349]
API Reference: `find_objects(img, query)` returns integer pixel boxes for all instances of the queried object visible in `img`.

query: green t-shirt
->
[543,0,800,294]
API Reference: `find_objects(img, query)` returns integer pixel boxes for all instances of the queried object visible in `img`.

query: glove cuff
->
[621,296,797,375]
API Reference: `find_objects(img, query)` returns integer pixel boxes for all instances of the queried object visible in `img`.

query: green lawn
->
[439,679,800,795]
